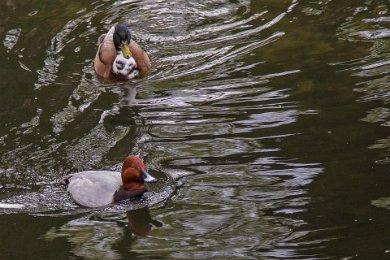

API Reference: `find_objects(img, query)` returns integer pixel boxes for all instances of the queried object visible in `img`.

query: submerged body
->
[66,156,157,208]
[94,23,151,80]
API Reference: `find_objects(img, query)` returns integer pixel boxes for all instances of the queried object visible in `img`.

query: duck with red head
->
[113,155,157,202]
[65,155,157,208]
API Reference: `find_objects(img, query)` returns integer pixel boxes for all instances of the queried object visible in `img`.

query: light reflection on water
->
[336,2,390,165]
[1,0,390,259]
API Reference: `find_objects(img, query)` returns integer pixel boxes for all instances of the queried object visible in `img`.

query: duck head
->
[113,22,132,59]
[121,155,157,192]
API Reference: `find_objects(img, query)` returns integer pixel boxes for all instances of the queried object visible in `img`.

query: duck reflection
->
[126,206,162,236]
[44,206,162,259]
[122,84,137,105]
[98,84,138,124]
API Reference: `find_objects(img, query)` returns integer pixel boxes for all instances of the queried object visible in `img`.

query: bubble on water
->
[28,10,38,16]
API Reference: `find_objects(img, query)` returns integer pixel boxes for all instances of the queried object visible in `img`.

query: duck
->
[65,155,157,208]
[94,22,151,80]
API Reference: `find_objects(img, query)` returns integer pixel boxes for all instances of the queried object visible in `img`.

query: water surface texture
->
[1,0,390,259]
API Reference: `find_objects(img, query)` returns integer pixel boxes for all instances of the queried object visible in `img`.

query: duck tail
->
[60,174,73,185]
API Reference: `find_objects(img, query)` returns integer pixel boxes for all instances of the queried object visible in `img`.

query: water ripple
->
[334,2,390,166]
[0,0,315,259]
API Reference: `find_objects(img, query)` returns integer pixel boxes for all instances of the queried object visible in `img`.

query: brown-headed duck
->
[65,155,157,208]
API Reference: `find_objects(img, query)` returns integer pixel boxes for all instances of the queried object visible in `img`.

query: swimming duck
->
[65,155,157,208]
[94,22,151,80]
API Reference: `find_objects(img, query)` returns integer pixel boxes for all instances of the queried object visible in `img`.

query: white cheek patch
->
[112,54,139,79]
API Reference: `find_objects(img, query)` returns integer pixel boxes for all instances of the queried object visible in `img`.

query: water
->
[0,0,390,259]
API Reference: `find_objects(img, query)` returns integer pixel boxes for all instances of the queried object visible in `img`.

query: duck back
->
[67,171,121,208]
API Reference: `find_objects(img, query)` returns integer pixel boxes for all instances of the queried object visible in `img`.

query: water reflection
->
[335,2,390,222]
[0,0,314,258]
[335,2,390,164]
[127,206,162,236]
[2,0,390,259]
[45,206,162,259]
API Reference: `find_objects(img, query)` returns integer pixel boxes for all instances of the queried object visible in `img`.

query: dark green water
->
[1,0,390,259]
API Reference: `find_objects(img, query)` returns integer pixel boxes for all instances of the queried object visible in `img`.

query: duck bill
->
[141,170,157,183]
[120,41,131,59]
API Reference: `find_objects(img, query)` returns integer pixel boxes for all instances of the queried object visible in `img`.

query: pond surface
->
[1,0,390,259]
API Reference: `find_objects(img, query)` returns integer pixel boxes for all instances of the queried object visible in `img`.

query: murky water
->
[0,0,390,259]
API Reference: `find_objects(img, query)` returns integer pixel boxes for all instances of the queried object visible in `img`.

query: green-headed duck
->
[94,22,151,80]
